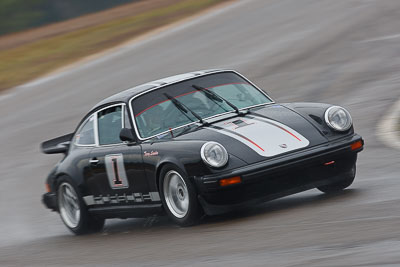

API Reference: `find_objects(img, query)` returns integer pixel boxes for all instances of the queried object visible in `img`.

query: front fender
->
[141,140,247,191]
[282,102,354,140]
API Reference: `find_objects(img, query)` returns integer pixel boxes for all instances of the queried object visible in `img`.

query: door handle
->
[89,158,99,165]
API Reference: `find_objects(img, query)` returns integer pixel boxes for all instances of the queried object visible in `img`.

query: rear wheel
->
[57,177,104,235]
[317,164,356,193]
[159,164,202,226]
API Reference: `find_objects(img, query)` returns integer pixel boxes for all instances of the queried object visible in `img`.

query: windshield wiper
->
[164,93,208,126]
[162,93,193,123]
[192,84,242,114]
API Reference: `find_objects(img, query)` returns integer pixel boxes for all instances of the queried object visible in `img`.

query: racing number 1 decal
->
[105,154,129,189]
[111,158,122,185]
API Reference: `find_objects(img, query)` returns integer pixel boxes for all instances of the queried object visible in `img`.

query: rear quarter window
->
[75,115,95,145]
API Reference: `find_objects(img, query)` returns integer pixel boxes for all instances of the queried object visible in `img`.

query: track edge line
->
[376,97,400,150]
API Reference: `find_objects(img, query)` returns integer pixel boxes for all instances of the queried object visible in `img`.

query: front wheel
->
[57,177,104,235]
[317,164,356,193]
[159,164,202,226]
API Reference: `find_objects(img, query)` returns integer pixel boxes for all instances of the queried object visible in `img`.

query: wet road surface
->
[1,0,400,266]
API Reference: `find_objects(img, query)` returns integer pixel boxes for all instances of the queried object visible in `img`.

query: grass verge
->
[0,0,229,92]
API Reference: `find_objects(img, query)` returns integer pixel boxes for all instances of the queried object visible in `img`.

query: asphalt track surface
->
[1,0,400,266]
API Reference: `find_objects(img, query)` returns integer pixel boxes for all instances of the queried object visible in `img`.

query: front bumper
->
[42,192,57,211]
[194,134,363,215]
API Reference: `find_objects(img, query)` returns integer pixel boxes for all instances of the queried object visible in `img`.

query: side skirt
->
[88,204,164,219]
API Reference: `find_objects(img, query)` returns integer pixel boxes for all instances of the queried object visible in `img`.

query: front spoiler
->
[195,134,363,215]
[197,177,337,215]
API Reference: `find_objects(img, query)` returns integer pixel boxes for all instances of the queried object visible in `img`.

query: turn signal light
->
[45,183,51,193]
[350,140,363,151]
[220,176,242,187]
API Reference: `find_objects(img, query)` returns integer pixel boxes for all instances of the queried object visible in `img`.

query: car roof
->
[90,69,225,111]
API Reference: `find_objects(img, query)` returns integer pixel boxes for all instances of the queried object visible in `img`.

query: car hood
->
[176,104,328,164]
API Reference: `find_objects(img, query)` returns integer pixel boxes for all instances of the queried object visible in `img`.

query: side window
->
[98,105,123,145]
[75,115,95,145]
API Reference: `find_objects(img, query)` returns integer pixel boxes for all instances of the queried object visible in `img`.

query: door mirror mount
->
[120,128,136,143]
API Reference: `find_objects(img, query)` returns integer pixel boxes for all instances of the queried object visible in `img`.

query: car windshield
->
[131,72,273,139]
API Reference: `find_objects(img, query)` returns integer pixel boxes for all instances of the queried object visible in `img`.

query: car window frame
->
[129,70,275,141]
[73,114,97,147]
[96,103,126,147]
[73,103,128,149]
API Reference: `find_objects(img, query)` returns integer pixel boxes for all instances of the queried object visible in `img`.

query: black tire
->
[317,164,356,193]
[57,176,105,235]
[159,164,202,226]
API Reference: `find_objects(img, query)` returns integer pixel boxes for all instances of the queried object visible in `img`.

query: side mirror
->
[120,128,135,142]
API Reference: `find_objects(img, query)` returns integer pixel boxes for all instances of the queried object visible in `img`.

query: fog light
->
[220,176,241,187]
[350,140,363,151]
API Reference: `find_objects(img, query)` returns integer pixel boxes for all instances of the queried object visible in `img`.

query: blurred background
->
[0,0,399,266]
[0,0,141,35]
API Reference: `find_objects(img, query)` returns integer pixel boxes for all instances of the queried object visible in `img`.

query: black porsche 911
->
[42,69,363,234]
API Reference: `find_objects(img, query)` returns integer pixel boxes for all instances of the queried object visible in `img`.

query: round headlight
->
[201,142,228,168]
[324,106,352,131]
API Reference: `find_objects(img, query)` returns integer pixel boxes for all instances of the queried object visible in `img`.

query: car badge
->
[279,144,288,148]
[144,151,159,157]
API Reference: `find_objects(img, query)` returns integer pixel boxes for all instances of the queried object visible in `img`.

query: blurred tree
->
[0,0,139,35]
[0,0,46,35]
